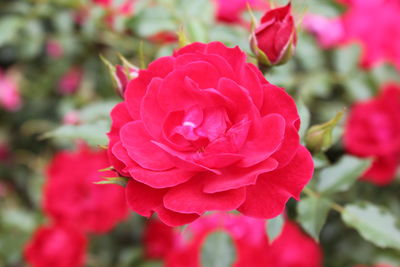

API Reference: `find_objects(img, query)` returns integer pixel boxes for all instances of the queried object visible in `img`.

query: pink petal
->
[203,157,279,193]
[120,121,174,171]
[163,176,246,214]
[155,206,200,227]
[128,167,195,189]
[141,78,165,139]
[126,179,166,217]
[239,114,285,167]
[238,146,313,218]
[125,56,175,119]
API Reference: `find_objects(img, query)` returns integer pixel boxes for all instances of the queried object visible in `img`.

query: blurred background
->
[1,0,400,266]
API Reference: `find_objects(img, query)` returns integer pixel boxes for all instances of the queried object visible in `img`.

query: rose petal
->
[126,179,167,217]
[238,146,313,218]
[203,157,279,193]
[155,206,200,227]
[120,121,174,171]
[239,114,285,167]
[163,176,246,214]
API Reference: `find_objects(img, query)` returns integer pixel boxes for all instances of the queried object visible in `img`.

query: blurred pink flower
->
[143,213,323,267]
[46,39,64,59]
[305,0,400,70]
[58,67,82,95]
[303,15,345,48]
[215,0,268,24]
[63,110,80,125]
[0,70,21,112]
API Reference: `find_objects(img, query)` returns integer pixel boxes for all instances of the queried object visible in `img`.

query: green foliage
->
[201,230,236,267]
[342,202,400,251]
[267,214,284,243]
[297,196,331,241]
[316,156,372,195]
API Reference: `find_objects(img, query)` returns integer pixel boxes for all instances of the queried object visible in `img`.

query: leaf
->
[267,214,284,243]
[333,44,361,74]
[44,121,110,146]
[129,6,176,37]
[95,177,129,187]
[297,196,331,241]
[316,156,371,195]
[201,231,236,267]
[296,98,310,140]
[342,202,400,250]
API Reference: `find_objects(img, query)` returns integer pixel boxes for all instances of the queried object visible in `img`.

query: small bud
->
[250,3,297,67]
[100,54,140,98]
[306,110,344,153]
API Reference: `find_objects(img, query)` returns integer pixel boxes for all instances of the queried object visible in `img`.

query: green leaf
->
[44,121,109,146]
[267,214,284,243]
[297,196,331,241]
[342,202,400,250]
[316,156,371,195]
[201,231,236,267]
[333,44,362,74]
[296,98,310,140]
[129,6,176,37]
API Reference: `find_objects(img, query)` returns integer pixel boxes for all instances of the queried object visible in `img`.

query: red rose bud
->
[251,3,297,67]
[101,55,140,97]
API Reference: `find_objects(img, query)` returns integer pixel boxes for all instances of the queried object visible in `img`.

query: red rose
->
[251,4,297,66]
[345,84,400,185]
[107,41,313,226]
[143,219,180,259]
[24,224,87,267]
[143,213,322,267]
[44,145,128,233]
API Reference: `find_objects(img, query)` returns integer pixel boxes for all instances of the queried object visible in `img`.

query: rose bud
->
[250,3,297,67]
[306,110,344,153]
[101,55,139,97]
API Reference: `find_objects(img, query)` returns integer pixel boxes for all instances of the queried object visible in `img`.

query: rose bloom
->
[345,84,400,185]
[214,0,268,24]
[251,4,297,66]
[0,70,21,111]
[24,223,87,267]
[44,145,128,233]
[107,41,314,226]
[143,213,322,267]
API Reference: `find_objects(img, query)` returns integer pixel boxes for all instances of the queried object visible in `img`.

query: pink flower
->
[306,0,400,70]
[143,213,322,267]
[24,223,87,267]
[215,0,268,24]
[251,4,297,66]
[44,145,128,233]
[302,15,345,48]
[0,70,21,111]
[345,84,400,185]
[46,39,64,59]
[107,41,314,226]
[58,67,82,95]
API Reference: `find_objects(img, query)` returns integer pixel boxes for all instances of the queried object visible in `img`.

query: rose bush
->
[345,84,400,185]
[44,145,128,233]
[107,41,314,226]
[24,224,87,267]
[143,213,322,267]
